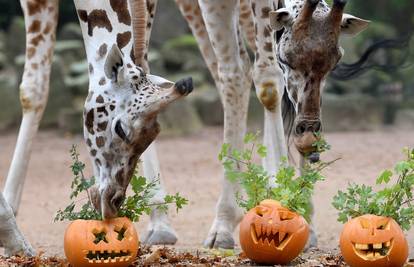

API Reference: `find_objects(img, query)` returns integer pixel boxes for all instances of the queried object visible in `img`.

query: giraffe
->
[0,0,193,254]
[172,0,369,249]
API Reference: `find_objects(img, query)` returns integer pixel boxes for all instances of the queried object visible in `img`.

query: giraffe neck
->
[74,0,135,86]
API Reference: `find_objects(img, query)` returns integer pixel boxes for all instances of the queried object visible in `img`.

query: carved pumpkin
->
[64,217,139,267]
[340,214,408,267]
[239,199,309,265]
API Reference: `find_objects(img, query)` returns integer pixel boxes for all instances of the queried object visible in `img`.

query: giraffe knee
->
[258,82,279,111]
[19,84,47,114]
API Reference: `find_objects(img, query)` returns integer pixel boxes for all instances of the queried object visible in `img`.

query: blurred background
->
[0,0,413,257]
[0,0,412,135]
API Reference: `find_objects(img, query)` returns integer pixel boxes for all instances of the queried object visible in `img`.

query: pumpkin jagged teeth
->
[254,221,262,238]
[374,252,381,258]
[366,252,374,259]
[269,239,276,247]
[279,232,287,243]
[385,241,391,247]
[355,243,369,250]
[271,226,278,235]
[373,243,382,249]
[266,226,272,236]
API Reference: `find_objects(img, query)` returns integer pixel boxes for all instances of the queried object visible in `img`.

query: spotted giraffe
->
[0,0,192,254]
[172,0,369,249]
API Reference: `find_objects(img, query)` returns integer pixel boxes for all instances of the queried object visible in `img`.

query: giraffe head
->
[84,44,193,219]
[270,0,369,157]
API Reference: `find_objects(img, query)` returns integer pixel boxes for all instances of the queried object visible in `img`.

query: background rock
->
[322,93,385,132]
[394,109,414,130]
[158,98,203,137]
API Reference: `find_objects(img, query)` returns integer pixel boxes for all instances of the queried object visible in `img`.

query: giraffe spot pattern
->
[85,109,95,135]
[86,9,113,36]
[109,0,131,26]
[98,43,108,58]
[27,0,47,16]
[96,136,105,148]
[116,31,131,49]
[28,20,41,33]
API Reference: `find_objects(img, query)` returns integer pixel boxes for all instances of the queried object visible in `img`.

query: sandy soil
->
[0,127,413,257]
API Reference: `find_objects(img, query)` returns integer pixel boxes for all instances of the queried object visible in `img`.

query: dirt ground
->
[0,126,413,258]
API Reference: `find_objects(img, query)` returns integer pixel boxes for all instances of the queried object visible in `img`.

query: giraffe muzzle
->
[175,77,194,96]
[293,119,321,157]
[91,185,126,219]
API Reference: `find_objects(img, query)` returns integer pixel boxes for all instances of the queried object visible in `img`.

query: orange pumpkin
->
[239,199,309,265]
[340,214,408,267]
[64,217,139,267]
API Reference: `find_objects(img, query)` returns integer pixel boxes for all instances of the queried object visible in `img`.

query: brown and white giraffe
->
[0,0,192,254]
[172,0,369,249]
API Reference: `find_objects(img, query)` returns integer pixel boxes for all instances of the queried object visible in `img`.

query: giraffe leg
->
[239,0,257,52]
[176,0,220,90]
[141,144,178,245]
[0,193,35,256]
[300,155,318,249]
[3,0,58,214]
[138,0,178,245]
[251,0,287,176]
[198,0,252,249]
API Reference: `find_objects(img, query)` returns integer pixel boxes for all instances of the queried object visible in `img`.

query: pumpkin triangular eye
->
[114,225,127,240]
[256,207,267,217]
[93,230,108,244]
[376,219,389,230]
[279,211,295,221]
[359,218,370,229]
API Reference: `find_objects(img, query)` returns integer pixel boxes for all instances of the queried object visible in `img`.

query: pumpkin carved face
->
[64,217,139,267]
[340,214,408,267]
[239,200,309,265]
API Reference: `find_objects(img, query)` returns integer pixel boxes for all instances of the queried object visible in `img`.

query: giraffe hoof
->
[204,230,235,249]
[142,229,178,245]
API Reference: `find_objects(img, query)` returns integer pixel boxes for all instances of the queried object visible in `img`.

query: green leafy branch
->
[55,145,188,222]
[220,132,334,222]
[332,148,414,231]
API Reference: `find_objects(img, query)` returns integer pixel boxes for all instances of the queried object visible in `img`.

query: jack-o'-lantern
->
[64,217,139,267]
[239,199,309,265]
[340,214,408,267]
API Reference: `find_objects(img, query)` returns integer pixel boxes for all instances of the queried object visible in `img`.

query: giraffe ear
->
[340,14,370,36]
[104,44,125,83]
[270,8,293,31]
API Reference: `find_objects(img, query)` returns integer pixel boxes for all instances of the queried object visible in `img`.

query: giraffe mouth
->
[352,240,393,260]
[250,224,292,250]
[85,250,132,263]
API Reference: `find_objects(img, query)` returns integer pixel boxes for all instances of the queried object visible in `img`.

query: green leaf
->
[257,144,267,158]
[218,143,230,161]
[376,170,393,184]
[243,133,257,144]
[131,176,147,193]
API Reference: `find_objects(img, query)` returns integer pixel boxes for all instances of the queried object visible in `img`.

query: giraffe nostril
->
[295,121,307,135]
[111,191,125,210]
